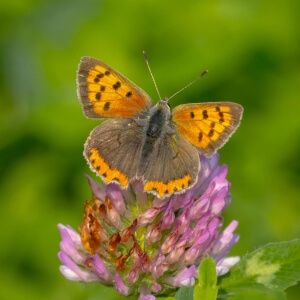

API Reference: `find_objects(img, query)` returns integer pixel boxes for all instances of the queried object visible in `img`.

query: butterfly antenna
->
[143,51,162,99]
[168,69,208,101]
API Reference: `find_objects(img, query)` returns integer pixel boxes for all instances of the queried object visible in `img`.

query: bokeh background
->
[1,0,299,299]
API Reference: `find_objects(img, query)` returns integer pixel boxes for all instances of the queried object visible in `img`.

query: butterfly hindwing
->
[139,132,200,198]
[84,119,144,188]
[77,57,153,119]
[172,102,243,156]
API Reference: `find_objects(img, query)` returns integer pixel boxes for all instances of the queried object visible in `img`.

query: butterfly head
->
[147,99,172,127]
[156,98,171,112]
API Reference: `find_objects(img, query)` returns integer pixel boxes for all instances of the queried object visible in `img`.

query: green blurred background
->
[1,0,299,299]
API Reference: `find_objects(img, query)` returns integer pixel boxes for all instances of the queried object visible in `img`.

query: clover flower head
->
[58,153,239,298]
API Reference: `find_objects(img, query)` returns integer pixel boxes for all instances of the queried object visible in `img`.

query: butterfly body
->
[77,56,243,198]
[140,100,172,159]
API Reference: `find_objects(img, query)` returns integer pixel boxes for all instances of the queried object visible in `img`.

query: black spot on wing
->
[112,81,121,90]
[202,110,208,119]
[95,92,101,100]
[198,132,203,142]
[208,129,214,137]
[103,102,110,111]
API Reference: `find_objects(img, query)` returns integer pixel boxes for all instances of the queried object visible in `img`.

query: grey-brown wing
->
[140,133,200,198]
[84,118,144,188]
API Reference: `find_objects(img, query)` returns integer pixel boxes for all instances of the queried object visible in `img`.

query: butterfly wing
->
[77,57,153,119]
[84,118,144,188]
[140,132,200,198]
[172,102,243,156]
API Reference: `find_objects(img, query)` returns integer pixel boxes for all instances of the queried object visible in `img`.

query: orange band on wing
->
[85,65,149,118]
[89,148,129,187]
[144,174,192,198]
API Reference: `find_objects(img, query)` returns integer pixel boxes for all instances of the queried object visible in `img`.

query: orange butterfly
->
[77,56,243,199]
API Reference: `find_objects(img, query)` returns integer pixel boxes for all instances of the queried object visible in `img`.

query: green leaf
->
[194,257,218,300]
[218,239,300,297]
[175,286,193,300]
[224,290,286,300]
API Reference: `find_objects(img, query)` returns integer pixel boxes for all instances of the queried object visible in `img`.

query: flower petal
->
[58,251,99,282]
[164,265,196,287]
[58,226,85,264]
[91,254,113,281]
[84,174,106,200]
[138,283,156,300]
[106,183,126,214]
[211,220,239,259]
[137,207,161,226]
[216,256,240,275]
[115,272,130,296]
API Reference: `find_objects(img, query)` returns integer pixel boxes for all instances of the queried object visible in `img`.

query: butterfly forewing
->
[172,102,243,156]
[77,57,153,119]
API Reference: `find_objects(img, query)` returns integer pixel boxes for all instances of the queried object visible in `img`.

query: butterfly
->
[77,56,243,199]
